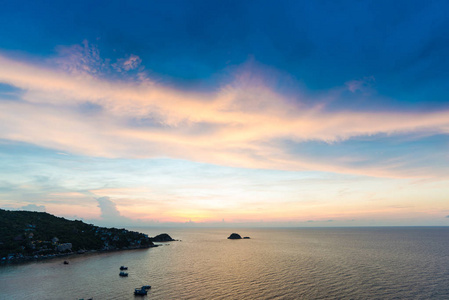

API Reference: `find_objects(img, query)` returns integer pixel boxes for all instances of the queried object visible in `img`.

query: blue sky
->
[0,0,448,226]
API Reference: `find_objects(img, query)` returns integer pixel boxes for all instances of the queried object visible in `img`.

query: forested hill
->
[0,209,154,259]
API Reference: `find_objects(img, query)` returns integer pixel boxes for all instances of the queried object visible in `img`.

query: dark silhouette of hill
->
[0,209,154,260]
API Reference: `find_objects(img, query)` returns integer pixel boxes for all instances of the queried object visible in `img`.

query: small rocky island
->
[0,209,175,263]
[227,233,250,239]
[150,233,176,242]
[228,233,242,239]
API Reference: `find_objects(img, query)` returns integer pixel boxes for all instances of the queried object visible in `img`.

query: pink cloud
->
[1,52,449,178]
[121,54,142,71]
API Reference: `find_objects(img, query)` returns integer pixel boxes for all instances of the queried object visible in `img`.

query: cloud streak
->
[1,50,449,178]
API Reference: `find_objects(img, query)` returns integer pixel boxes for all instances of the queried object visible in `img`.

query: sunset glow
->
[1,1,449,226]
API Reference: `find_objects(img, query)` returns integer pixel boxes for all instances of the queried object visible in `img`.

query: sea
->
[1,227,448,299]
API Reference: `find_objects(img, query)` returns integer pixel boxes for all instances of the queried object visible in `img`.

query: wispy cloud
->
[1,47,449,178]
[114,54,142,72]
[345,76,375,93]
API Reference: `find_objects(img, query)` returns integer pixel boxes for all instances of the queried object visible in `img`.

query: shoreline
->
[1,244,159,266]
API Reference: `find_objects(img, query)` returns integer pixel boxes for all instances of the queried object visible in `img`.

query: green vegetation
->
[0,209,154,260]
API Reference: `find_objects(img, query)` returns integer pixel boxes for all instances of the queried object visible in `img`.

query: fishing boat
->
[119,271,128,277]
[134,287,147,295]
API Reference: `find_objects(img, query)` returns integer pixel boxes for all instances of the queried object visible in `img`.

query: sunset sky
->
[1,1,449,226]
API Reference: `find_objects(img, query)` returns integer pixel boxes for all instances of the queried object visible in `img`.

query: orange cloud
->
[1,52,449,179]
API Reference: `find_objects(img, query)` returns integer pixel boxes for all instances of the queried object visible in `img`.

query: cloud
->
[20,204,46,212]
[97,196,121,219]
[345,76,375,93]
[95,196,138,226]
[0,47,449,178]
[115,54,142,71]
[53,40,105,76]
[53,40,148,82]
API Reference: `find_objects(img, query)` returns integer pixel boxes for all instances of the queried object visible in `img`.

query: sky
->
[1,0,449,227]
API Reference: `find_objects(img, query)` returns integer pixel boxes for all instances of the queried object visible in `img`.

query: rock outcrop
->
[150,233,175,242]
[227,233,242,239]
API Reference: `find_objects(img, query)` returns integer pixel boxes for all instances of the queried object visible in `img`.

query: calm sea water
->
[1,227,448,299]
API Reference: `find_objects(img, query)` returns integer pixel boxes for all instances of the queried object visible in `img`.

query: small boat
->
[63,261,69,264]
[120,266,128,270]
[119,271,128,277]
[134,287,147,295]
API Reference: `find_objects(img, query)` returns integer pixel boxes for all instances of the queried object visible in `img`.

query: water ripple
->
[1,227,449,299]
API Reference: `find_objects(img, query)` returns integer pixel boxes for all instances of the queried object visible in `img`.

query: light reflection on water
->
[1,227,449,299]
